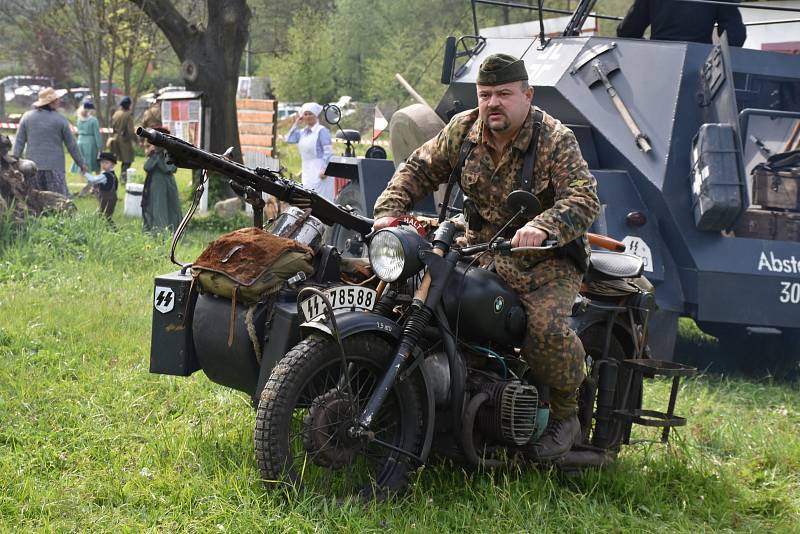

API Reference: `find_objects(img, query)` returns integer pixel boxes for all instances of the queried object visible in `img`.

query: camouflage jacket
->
[373,106,600,270]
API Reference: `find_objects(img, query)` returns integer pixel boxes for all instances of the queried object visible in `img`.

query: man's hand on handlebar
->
[372,216,397,232]
[511,224,549,247]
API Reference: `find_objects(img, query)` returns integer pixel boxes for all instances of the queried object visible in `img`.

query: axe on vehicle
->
[572,44,652,153]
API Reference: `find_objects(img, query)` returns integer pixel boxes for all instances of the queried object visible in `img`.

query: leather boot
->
[527,413,581,462]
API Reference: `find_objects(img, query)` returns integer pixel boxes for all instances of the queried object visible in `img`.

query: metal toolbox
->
[150,271,199,376]
[752,167,800,211]
[690,123,744,231]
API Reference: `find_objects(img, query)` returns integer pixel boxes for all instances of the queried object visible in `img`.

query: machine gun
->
[136,127,374,235]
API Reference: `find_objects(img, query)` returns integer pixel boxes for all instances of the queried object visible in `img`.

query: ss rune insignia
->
[154,286,175,314]
[494,296,504,314]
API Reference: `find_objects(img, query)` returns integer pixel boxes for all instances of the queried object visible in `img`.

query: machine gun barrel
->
[136,127,374,235]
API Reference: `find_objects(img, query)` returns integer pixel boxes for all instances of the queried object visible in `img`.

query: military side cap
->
[477,53,528,85]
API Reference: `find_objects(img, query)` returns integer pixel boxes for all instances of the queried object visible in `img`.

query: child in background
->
[85,152,119,223]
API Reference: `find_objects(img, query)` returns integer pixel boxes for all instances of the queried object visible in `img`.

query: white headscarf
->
[300,102,323,117]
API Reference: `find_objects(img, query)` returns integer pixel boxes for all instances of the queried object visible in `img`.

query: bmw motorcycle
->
[254,191,696,499]
[138,127,695,500]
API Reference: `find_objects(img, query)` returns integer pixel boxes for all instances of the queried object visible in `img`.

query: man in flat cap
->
[372,53,599,462]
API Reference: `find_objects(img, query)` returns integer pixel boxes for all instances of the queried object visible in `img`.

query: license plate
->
[300,286,378,322]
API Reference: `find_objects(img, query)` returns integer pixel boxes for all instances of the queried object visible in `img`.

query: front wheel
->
[254,333,424,498]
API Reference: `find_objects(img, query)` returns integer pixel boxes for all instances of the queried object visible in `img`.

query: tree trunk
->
[129,0,250,161]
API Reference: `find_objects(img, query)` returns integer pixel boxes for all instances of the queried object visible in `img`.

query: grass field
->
[1,169,799,532]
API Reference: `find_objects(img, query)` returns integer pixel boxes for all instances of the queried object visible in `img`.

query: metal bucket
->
[269,206,326,250]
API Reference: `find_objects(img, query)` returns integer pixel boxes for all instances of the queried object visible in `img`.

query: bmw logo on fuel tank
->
[494,296,504,314]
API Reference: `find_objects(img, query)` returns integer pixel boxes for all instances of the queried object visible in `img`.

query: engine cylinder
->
[476,381,539,446]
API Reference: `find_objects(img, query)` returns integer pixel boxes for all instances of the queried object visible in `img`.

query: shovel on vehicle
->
[573,44,652,153]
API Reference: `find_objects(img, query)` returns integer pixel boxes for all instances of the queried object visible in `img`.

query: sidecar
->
[149,208,370,403]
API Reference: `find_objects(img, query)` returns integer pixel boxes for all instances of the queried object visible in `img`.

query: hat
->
[82,100,95,110]
[33,87,67,107]
[120,96,132,108]
[97,151,117,164]
[477,54,529,86]
[300,102,323,116]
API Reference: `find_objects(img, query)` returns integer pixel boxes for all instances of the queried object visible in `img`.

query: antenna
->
[536,0,550,50]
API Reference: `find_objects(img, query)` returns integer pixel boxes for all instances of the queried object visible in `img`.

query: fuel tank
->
[441,261,527,349]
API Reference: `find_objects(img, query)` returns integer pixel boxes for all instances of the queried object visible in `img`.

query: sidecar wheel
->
[254,333,424,498]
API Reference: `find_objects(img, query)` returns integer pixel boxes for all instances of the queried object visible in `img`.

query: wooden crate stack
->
[237,99,278,159]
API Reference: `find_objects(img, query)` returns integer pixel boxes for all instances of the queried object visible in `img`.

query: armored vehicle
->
[326,0,800,366]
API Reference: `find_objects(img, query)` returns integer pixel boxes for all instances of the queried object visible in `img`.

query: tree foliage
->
[269,9,336,103]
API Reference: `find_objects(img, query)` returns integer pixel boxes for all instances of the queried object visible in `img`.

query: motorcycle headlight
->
[368,227,428,282]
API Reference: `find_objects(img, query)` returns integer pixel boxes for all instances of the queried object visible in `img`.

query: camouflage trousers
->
[492,254,586,418]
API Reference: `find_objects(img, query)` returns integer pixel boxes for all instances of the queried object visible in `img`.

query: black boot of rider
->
[527,413,581,462]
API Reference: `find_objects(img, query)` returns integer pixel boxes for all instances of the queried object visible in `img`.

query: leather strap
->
[519,109,543,193]
[438,138,475,222]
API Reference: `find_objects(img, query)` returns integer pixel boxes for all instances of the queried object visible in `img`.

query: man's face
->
[477,81,533,134]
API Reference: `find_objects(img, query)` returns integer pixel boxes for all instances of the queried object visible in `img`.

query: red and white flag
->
[373,106,388,141]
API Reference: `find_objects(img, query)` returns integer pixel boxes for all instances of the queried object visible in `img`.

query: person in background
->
[110,96,135,182]
[286,102,334,201]
[617,0,746,46]
[140,99,162,131]
[72,100,103,176]
[141,126,182,233]
[12,87,86,196]
[85,151,119,224]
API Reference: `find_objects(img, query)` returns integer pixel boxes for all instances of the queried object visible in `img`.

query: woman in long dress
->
[72,100,102,174]
[141,127,182,232]
[286,102,334,201]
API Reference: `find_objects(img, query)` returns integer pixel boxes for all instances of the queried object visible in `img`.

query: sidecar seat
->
[586,250,644,281]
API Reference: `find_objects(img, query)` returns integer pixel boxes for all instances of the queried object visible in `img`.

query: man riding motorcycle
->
[372,53,600,461]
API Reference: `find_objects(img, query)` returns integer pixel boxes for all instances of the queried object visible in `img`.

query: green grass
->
[1,198,799,532]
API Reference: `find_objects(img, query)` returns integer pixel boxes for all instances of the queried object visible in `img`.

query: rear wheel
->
[579,326,641,449]
[254,333,424,498]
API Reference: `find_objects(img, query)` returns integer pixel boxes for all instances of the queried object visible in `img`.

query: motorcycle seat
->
[336,129,361,143]
[587,250,644,281]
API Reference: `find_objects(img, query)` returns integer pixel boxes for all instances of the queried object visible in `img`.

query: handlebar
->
[460,238,559,256]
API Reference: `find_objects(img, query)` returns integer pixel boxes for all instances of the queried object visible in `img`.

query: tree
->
[0,0,163,126]
[129,0,251,166]
[269,9,336,103]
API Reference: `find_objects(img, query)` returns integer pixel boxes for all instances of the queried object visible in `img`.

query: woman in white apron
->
[286,102,334,201]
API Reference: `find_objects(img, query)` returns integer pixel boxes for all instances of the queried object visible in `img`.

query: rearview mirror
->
[506,190,542,217]
[323,104,341,126]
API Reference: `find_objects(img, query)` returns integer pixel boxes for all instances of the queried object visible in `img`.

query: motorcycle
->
[254,191,696,499]
[138,127,695,500]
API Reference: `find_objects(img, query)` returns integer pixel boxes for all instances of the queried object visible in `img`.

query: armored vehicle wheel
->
[712,326,800,378]
[255,333,425,499]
